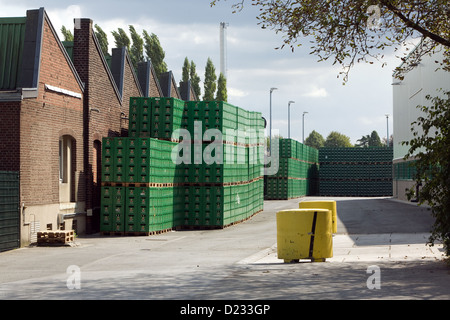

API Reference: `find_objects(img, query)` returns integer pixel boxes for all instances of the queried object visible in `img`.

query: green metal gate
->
[0,171,20,252]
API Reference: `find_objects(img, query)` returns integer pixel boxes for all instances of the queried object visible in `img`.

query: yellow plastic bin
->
[299,200,337,234]
[276,209,333,263]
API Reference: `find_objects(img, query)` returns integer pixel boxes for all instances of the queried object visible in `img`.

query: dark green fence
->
[393,160,417,180]
[0,171,20,252]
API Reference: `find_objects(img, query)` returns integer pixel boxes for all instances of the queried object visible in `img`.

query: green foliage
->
[216,73,227,102]
[324,131,353,148]
[143,31,168,79]
[190,60,201,98]
[181,57,202,99]
[129,25,144,70]
[61,25,73,41]
[403,91,450,256]
[356,131,383,147]
[203,58,217,101]
[110,27,167,76]
[305,130,325,149]
[111,28,130,51]
[212,0,450,82]
[182,57,190,83]
[94,24,109,56]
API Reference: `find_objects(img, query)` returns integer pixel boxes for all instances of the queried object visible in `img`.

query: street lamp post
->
[302,111,308,143]
[269,87,278,154]
[288,101,295,139]
[385,114,390,147]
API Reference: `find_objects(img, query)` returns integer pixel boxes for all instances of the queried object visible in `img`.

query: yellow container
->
[299,200,337,234]
[276,209,333,263]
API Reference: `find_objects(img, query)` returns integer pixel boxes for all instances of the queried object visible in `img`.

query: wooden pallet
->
[37,230,74,245]
[101,228,174,237]
[124,228,174,236]
[100,231,124,236]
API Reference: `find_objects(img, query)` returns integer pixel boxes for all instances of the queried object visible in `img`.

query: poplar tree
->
[94,24,109,56]
[203,58,217,101]
[216,72,227,102]
[129,25,144,70]
[143,30,168,78]
[190,60,201,98]
[111,28,130,51]
[182,57,190,83]
[61,26,73,41]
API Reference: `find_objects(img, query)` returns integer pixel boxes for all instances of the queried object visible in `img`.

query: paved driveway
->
[0,197,448,302]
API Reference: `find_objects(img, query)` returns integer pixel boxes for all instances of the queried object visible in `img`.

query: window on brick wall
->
[59,135,76,203]
[59,136,72,183]
[59,138,64,182]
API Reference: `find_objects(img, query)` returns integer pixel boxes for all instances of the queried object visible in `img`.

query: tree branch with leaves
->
[211,0,450,81]
[402,91,450,256]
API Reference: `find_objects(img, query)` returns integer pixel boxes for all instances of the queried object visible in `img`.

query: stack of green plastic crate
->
[129,97,184,139]
[181,101,265,228]
[264,138,319,200]
[318,147,393,196]
[101,97,265,234]
[100,134,182,234]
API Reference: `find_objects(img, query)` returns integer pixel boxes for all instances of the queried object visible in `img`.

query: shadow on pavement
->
[2,259,449,300]
[335,198,434,236]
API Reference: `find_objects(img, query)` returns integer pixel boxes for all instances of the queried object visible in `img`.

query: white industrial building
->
[392,42,450,201]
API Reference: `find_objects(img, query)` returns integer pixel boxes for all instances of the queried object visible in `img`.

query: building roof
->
[0,8,84,96]
[159,71,180,99]
[0,17,26,90]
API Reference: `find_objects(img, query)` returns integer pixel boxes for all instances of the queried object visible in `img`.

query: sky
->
[1,0,412,145]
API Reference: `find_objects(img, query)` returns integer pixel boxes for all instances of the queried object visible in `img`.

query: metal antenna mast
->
[220,22,229,79]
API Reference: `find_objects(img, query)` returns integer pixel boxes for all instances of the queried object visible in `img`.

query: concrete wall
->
[393,45,450,161]
[392,44,450,202]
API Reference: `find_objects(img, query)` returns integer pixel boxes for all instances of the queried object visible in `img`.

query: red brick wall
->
[19,17,84,206]
[73,18,146,210]
[122,55,142,107]
[149,68,161,98]
[170,77,180,99]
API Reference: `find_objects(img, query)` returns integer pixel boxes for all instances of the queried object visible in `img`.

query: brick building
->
[0,7,185,248]
[0,8,85,247]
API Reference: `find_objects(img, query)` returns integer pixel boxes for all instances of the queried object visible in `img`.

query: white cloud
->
[0,1,28,17]
[302,86,329,98]
[357,115,390,127]
[228,87,248,99]
[46,5,83,39]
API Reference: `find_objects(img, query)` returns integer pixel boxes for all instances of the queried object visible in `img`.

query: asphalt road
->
[0,196,449,303]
